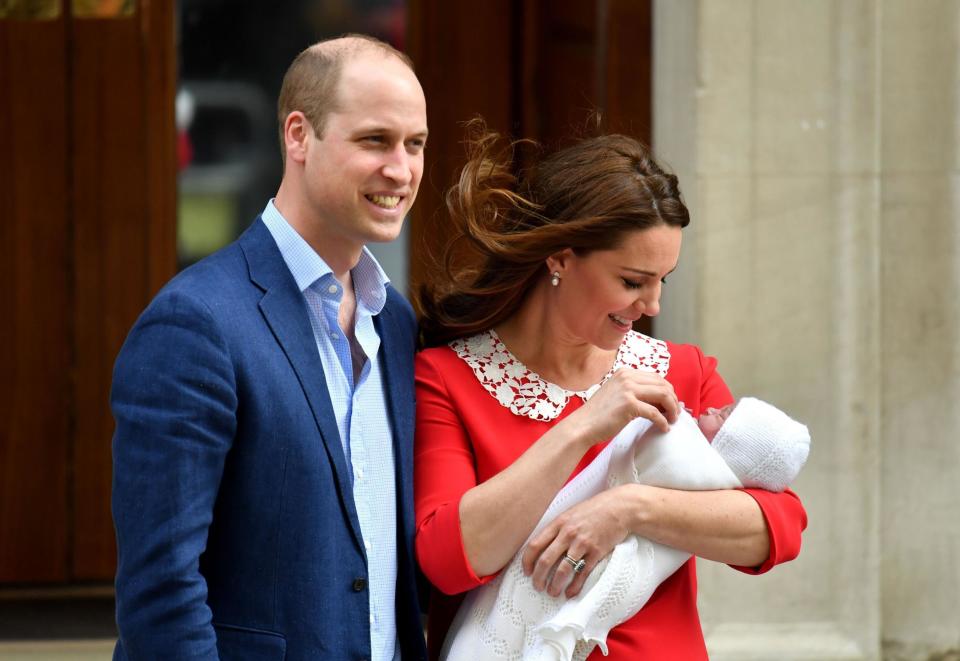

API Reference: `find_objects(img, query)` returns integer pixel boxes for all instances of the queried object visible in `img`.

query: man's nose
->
[382,145,412,185]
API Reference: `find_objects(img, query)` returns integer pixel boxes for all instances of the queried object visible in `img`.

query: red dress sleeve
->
[668,342,808,575]
[732,487,807,574]
[414,349,498,595]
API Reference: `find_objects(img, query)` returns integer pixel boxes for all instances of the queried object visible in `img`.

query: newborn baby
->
[441,397,811,661]
[695,398,808,492]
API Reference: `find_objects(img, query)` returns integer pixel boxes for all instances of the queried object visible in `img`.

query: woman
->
[414,122,806,660]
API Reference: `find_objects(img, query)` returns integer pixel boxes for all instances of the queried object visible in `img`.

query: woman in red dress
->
[414,123,806,660]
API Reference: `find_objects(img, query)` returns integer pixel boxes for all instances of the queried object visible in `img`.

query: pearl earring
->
[551,271,561,287]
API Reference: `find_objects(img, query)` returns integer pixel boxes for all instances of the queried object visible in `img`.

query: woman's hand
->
[521,486,635,598]
[563,368,680,446]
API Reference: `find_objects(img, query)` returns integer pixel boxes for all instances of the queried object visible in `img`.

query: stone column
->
[654,1,960,659]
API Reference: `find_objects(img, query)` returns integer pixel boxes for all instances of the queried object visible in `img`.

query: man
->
[111,35,428,660]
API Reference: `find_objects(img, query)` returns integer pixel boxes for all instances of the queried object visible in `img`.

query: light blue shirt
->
[262,201,399,661]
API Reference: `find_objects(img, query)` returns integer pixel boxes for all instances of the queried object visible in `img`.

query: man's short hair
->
[276,33,415,162]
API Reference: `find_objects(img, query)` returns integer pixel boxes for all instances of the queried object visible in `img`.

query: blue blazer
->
[111,219,427,661]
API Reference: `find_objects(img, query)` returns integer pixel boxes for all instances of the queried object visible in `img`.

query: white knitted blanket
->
[440,412,751,661]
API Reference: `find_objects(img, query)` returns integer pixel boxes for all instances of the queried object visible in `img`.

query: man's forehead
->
[308,36,380,58]
[331,58,425,124]
[338,49,412,79]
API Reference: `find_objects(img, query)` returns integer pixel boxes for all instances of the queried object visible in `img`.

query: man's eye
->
[622,278,642,290]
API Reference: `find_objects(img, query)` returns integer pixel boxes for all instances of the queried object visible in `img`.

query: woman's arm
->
[460,368,680,576]
[623,484,770,566]
[523,344,806,597]
[414,355,680,593]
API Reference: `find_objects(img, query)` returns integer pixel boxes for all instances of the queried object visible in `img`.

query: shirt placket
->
[351,315,377,634]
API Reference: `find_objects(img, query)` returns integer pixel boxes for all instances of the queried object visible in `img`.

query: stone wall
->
[654,2,960,659]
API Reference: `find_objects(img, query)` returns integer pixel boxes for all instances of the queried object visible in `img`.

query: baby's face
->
[697,403,736,442]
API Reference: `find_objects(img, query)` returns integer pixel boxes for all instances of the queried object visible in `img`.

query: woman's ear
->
[545,248,575,276]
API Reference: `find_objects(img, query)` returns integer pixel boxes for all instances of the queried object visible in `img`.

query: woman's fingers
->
[621,371,680,423]
[524,489,633,597]
[545,552,577,596]
[521,523,555,576]
[529,537,596,597]
[636,400,672,433]
[524,518,579,592]
[528,534,566,592]
[578,369,681,440]
[563,554,597,598]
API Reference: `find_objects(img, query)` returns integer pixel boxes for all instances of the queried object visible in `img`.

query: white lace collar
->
[449,330,671,421]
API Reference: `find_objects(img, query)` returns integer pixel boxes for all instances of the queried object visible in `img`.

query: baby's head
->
[697,403,736,442]
[697,397,811,491]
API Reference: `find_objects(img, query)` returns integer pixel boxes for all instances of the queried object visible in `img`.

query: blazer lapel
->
[374,301,415,536]
[240,220,365,552]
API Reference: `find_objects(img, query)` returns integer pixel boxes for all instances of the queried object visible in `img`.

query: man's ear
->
[283,111,312,165]
[545,248,575,276]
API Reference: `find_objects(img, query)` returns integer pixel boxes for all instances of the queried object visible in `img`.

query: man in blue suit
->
[111,34,429,660]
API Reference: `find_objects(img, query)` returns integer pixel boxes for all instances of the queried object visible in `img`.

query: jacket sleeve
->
[111,291,236,659]
[694,344,808,575]
[413,350,498,595]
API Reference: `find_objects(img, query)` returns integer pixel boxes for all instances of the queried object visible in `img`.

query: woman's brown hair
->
[417,119,690,347]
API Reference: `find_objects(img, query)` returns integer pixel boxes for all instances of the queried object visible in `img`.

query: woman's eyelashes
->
[621,276,667,290]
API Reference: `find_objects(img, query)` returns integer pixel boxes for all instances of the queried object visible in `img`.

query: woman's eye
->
[622,276,667,289]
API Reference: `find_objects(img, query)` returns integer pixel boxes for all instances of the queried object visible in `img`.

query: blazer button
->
[352,577,367,592]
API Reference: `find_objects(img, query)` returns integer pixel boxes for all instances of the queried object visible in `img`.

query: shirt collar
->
[260,199,390,314]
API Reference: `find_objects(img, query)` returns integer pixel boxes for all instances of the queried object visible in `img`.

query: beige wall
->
[654,1,960,659]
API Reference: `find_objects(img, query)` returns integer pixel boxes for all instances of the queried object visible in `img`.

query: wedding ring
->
[563,554,586,574]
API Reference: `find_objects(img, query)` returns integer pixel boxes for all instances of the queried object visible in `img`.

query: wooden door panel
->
[408,0,652,338]
[0,1,175,585]
[407,0,517,297]
[603,0,653,137]
[0,13,71,584]
[70,1,176,581]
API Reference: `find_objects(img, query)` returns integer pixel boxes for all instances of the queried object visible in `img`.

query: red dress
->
[414,331,807,660]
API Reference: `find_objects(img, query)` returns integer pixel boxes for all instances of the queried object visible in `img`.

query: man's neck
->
[273,187,362,282]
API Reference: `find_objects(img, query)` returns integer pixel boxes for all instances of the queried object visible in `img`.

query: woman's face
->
[697,403,736,441]
[553,225,682,350]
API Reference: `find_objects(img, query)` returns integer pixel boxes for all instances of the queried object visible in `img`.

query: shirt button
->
[329,332,337,339]
[356,468,364,480]
[364,540,372,551]
[328,284,338,294]
[352,577,367,592]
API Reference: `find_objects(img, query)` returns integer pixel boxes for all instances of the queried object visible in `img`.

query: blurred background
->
[1,1,958,659]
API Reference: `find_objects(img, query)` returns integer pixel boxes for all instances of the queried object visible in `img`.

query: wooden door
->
[0,0,176,585]
[0,0,648,586]
[407,0,653,332]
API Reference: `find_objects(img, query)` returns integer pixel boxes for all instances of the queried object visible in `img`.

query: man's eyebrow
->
[352,126,429,138]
